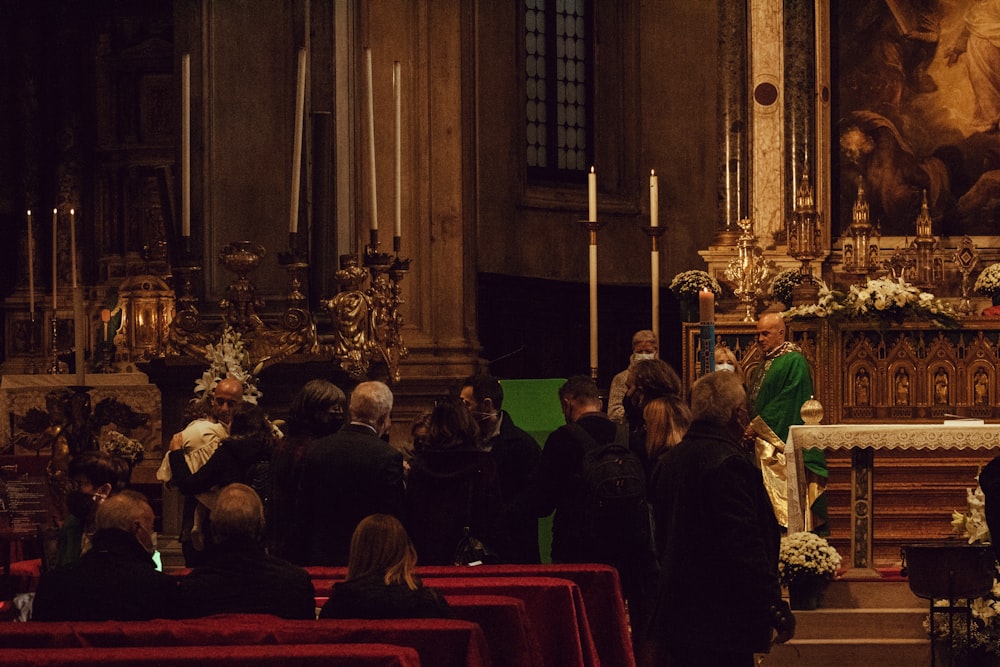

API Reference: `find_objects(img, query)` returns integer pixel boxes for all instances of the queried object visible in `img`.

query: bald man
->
[748,312,828,535]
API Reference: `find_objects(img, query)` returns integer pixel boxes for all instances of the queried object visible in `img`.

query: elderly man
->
[169,377,245,565]
[608,330,658,424]
[645,371,795,665]
[748,312,827,534]
[290,381,405,566]
[177,483,314,619]
[34,491,179,621]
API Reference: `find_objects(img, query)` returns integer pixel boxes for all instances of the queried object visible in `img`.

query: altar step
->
[764,578,932,666]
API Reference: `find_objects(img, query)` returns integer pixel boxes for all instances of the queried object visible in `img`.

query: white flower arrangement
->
[668,269,722,300]
[784,276,958,328]
[99,429,144,466]
[777,531,842,586]
[194,326,263,404]
[975,263,1000,299]
[769,269,804,306]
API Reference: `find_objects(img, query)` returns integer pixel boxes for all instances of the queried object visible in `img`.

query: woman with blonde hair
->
[642,395,692,473]
[319,514,451,619]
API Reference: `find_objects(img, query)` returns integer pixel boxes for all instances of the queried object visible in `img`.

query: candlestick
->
[27,210,34,315]
[393,60,402,241]
[589,242,598,372]
[650,169,659,227]
[651,249,659,338]
[290,47,306,235]
[73,285,85,385]
[182,53,191,238]
[588,167,597,222]
[51,208,57,312]
[699,288,716,377]
[69,208,77,288]
[365,47,378,233]
[101,308,110,343]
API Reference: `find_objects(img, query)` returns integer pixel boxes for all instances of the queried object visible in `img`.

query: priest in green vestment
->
[749,312,829,535]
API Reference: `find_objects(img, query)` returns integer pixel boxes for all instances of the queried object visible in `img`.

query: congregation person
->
[177,483,315,619]
[459,374,542,563]
[34,490,179,621]
[289,380,405,566]
[644,370,795,666]
[320,513,452,620]
[267,379,346,559]
[56,450,133,567]
[529,375,658,652]
[715,344,744,382]
[625,358,686,477]
[167,377,245,565]
[404,396,505,565]
[168,403,275,552]
[641,393,691,482]
[748,312,828,534]
[607,329,659,424]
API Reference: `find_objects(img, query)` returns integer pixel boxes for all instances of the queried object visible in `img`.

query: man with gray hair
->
[644,371,794,665]
[290,381,404,565]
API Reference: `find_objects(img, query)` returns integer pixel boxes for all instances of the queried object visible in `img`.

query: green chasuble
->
[751,348,827,478]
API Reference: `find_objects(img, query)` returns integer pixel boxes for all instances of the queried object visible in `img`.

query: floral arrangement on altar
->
[769,269,803,307]
[99,430,145,467]
[784,276,958,328]
[975,263,1000,302]
[777,531,842,586]
[668,269,722,300]
[194,326,263,404]
[935,476,1000,659]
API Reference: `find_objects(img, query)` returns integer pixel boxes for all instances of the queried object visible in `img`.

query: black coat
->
[405,447,505,565]
[290,423,405,566]
[168,434,270,496]
[32,528,180,621]
[319,573,452,619]
[177,535,315,619]
[486,412,542,564]
[646,418,785,654]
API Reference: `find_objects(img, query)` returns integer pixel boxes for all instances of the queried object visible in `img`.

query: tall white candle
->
[589,243,598,370]
[393,60,401,240]
[27,210,34,315]
[69,208,77,288]
[290,47,307,234]
[51,208,58,312]
[181,53,191,238]
[588,167,597,222]
[651,250,659,338]
[650,169,659,227]
[365,48,378,233]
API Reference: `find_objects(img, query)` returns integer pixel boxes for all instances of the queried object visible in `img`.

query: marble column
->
[783,1,816,224]
[717,0,749,238]
[749,0,783,248]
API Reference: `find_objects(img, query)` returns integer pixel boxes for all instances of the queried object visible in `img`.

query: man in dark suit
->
[460,374,542,563]
[290,380,405,566]
[644,370,795,666]
[33,490,180,621]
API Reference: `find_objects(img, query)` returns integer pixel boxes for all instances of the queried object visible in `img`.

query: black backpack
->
[567,422,649,554]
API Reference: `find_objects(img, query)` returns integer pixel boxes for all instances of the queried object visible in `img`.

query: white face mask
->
[716,362,736,373]
[633,352,656,362]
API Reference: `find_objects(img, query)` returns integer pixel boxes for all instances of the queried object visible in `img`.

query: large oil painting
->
[835,0,1000,237]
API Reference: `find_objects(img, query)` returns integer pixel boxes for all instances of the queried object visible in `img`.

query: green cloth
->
[752,350,827,478]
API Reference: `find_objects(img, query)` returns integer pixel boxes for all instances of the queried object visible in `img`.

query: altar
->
[786,423,1000,576]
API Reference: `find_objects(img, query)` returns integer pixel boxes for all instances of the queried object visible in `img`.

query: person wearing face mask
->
[33,490,180,621]
[56,450,133,568]
[643,371,795,665]
[288,381,405,566]
[460,375,541,563]
[608,330,659,424]
[714,345,745,383]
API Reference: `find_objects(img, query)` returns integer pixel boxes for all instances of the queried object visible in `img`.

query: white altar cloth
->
[786,423,1000,533]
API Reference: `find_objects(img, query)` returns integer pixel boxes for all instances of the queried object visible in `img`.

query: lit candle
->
[289,47,306,234]
[650,169,659,227]
[588,166,597,222]
[699,288,715,323]
[181,53,191,238]
[26,210,34,316]
[51,208,57,312]
[365,47,378,233]
[69,208,77,288]
[393,60,402,241]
